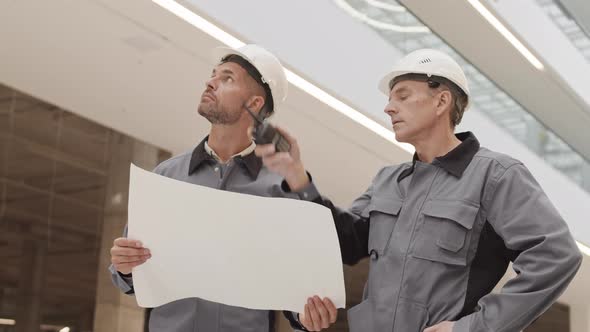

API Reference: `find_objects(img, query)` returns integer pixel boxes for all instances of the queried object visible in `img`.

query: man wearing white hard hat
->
[256,49,582,331]
[107,44,336,332]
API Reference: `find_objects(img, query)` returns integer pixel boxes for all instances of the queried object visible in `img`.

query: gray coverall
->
[291,132,582,332]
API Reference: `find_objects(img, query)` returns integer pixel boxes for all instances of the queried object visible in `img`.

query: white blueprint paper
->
[127,164,346,312]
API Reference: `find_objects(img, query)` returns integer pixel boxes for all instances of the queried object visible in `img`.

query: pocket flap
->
[361,197,403,218]
[422,200,479,230]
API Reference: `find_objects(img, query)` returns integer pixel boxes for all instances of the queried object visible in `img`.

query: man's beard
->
[198,102,241,125]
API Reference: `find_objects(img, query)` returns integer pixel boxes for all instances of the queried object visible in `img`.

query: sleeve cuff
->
[283,311,308,331]
[108,264,134,294]
[281,172,320,201]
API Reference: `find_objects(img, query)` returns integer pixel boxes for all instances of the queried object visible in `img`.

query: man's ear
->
[245,95,266,115]
[435,90,453,117]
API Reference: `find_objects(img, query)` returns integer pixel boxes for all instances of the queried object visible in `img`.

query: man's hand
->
[254,126,309,191]
[424,321,454,332]
[299,296,337,331]
[110,237,151,275]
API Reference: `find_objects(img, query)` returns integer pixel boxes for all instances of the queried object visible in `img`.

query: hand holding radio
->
[244,103,309,191]
[251,121,291,153]
[254,125,310,192]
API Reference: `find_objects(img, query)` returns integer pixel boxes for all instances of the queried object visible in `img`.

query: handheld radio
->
[244,105,291,152]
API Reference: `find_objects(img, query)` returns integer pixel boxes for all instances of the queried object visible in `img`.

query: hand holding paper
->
[110,237,151,275]
[300,296,338,331]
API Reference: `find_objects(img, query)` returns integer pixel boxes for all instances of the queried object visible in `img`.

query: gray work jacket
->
[294,132,582,332]
[109,137,305,332]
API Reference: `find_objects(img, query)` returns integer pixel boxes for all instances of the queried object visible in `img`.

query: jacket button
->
[370,249,379,260]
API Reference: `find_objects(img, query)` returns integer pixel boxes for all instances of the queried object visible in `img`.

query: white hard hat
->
[378,49,470,109]
[212,44,288,112]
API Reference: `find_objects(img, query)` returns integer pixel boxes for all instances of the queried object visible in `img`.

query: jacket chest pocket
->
[412,200,479,266]
[362,197,403,256]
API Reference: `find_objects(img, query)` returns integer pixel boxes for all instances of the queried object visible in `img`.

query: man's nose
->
[205,76,217,90]
[384,102,398,115]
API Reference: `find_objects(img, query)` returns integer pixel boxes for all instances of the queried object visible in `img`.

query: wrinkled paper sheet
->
[127,164,345,312]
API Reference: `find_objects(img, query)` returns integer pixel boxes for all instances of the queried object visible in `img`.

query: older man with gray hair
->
[256,48,582,332]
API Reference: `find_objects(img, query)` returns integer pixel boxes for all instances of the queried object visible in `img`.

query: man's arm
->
[255,126,374,331]
[453,163,582,332]
[108,163,170,294]
[283,296,338,332]
[108,225,151,295]
[280,178,373,265]
[256,126,373,265]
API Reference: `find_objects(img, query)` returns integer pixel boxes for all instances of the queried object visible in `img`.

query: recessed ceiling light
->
[467,0,545,71]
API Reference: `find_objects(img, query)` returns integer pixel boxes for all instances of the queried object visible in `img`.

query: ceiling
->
[400,0,590,162]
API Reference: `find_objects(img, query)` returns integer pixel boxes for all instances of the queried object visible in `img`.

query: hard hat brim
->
[379,70,434,96]
[378,70,470,111]
[211,46,254,68]
[378,70,408,96]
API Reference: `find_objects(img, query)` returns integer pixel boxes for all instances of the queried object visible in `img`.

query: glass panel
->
[0,86,106,332]
[0,83,171,332]
[536,0,590,63]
